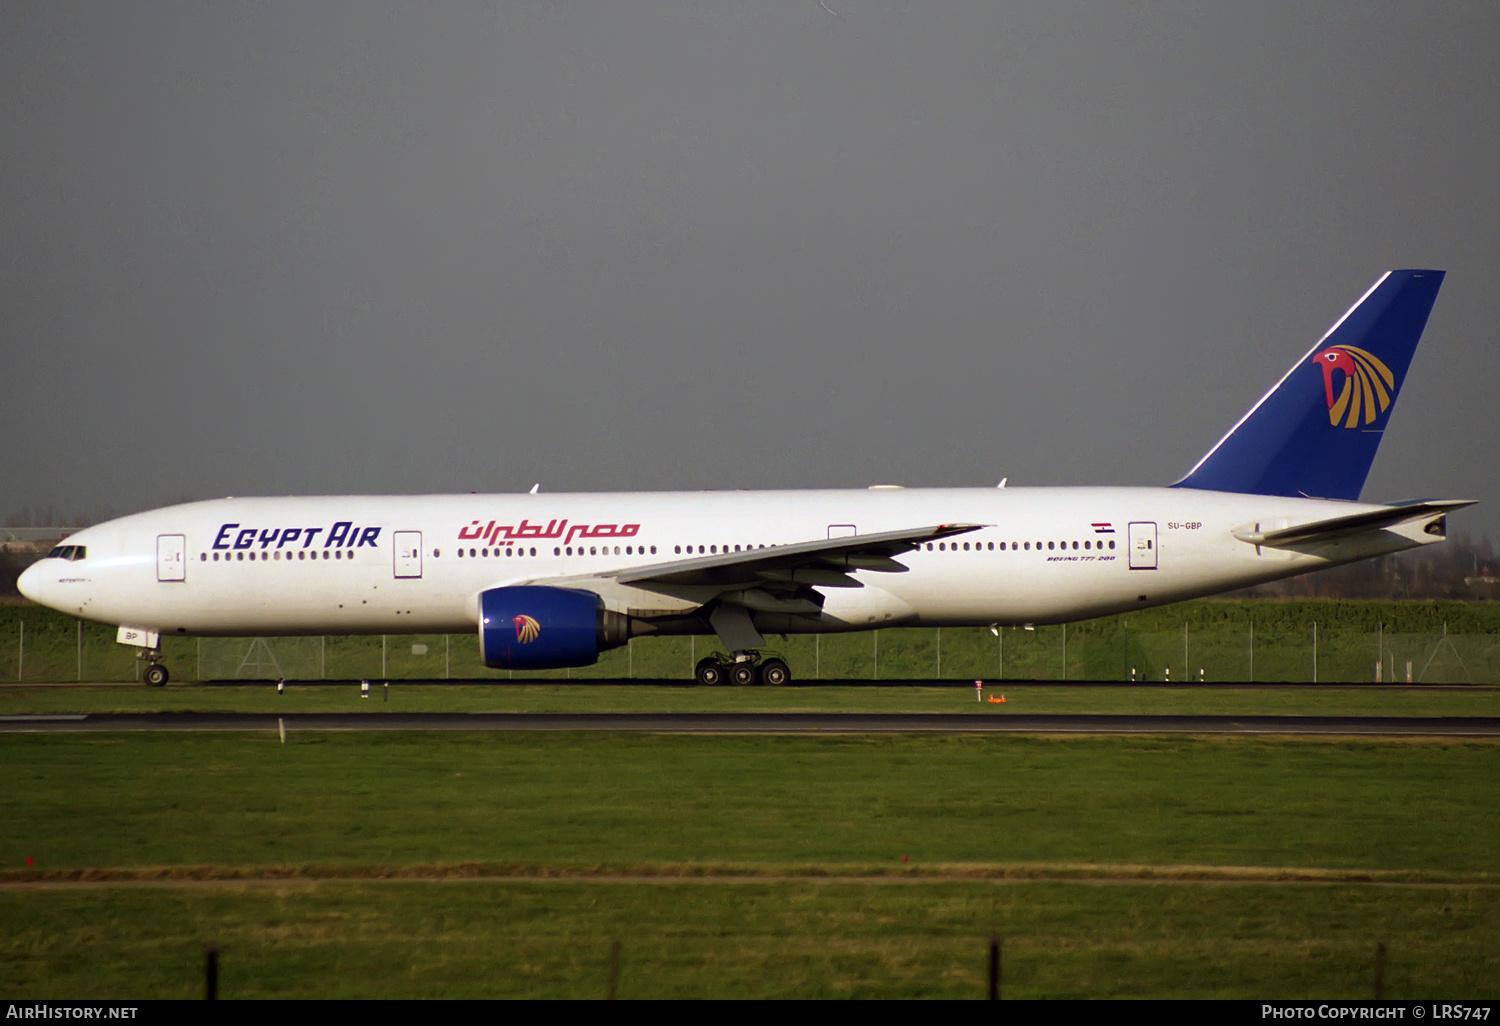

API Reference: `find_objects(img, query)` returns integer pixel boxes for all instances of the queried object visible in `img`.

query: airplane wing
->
[1233,499,1475,547]
[611,522,986,591]
[501,522,986,626]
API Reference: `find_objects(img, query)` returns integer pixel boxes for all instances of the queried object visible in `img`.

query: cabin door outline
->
[1128,522,1158,570]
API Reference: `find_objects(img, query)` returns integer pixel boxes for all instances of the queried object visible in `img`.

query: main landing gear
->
[694,653,791,687]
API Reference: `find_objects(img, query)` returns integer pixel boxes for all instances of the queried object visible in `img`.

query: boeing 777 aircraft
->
[20,270,1470,686]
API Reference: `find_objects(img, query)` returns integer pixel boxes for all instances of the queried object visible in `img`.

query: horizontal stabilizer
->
[1233,499,1475,547]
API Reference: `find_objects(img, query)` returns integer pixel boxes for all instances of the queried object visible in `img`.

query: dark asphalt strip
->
[3,712,1499,735]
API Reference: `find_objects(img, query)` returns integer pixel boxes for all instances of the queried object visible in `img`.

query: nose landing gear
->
[138,650,170,687]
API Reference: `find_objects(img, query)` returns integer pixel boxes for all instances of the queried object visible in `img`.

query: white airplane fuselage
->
[18,486,1437,641]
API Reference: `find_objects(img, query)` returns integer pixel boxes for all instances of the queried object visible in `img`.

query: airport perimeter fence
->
[0,603,1495,683]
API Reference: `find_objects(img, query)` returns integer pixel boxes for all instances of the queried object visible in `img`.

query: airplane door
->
[156,534,186,582]
[1128,522,1158,570]
[394,531,423,579]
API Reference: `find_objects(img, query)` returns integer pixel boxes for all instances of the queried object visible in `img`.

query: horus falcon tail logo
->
[1314,345,1396,428]
[512,614,541,644]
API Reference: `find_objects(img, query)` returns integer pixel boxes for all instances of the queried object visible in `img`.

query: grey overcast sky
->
[3,3,1498,537]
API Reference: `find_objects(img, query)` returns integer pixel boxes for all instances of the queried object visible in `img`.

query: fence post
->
[1061,623,1067,681]
[1312,622,1317,683]
[1249,620,1254,682]
[607,938,621,1000]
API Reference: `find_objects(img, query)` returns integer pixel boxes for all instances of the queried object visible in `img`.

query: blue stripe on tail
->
[1172,269,1445,500]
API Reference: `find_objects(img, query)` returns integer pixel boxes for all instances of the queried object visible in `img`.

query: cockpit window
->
[44,545,86,561]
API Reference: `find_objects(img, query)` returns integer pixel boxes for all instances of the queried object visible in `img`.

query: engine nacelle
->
[478,586,630,670]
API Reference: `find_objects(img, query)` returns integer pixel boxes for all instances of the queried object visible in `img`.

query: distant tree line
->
[1226,535,1499,602]
[0,506,98,599]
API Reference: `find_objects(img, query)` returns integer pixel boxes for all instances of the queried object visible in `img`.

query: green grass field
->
[3,599,1498,684]
[7,880,1494,999]
[3,729,1499,997]
[5,593,1497,997]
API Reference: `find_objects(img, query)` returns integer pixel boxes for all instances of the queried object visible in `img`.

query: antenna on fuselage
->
[529,483,540,494]
[996,478,1007,488]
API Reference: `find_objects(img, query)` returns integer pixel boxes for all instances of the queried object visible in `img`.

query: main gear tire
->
[758,658,791,687]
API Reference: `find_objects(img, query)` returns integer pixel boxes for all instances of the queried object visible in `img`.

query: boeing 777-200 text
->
[19,270,1470,685]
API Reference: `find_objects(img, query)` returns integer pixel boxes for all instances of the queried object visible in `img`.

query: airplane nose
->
[16,560,58,607]
[17,561,44,603]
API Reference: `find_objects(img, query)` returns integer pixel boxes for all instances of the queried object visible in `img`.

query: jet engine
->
[478,586,630,670]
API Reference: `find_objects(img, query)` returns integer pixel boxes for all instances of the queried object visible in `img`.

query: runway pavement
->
[3,711,1500,735]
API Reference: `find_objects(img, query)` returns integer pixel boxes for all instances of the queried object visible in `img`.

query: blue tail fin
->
[1172,270,1445,500]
